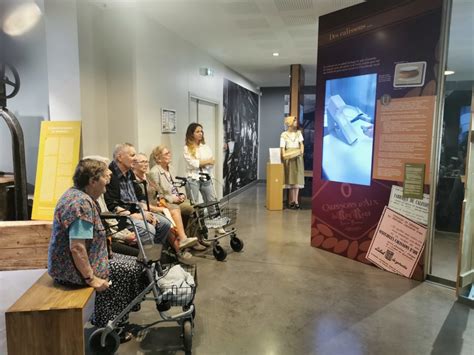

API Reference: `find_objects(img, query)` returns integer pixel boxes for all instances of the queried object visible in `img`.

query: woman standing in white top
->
[183,123,218,208]
[280,116,304,209]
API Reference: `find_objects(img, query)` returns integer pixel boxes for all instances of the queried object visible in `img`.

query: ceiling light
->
[444,70,455,76]
[3,2,42,36]
[272,52,279,57]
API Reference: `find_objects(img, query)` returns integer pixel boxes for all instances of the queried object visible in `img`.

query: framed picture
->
[161,108,176,133]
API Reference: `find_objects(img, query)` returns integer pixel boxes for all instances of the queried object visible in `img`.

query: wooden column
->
[289,64,305,124]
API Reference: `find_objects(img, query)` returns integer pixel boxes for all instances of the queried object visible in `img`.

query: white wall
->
[1,0,85,185]
[77,1,109,156]
[101,7,139,155]
[258,87,289,180]
[133,11,258,184]
[78,4,259,190]
[1,1,260,190]
[43,0,82,122]
[0,0,49,185]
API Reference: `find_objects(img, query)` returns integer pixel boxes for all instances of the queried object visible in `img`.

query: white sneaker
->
[177,251,193,264]
[217,228,226,234]
[179,237,198,250]
[192,243,207,251]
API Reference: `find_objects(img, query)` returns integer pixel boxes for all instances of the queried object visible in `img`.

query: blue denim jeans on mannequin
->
[186,178,217,214]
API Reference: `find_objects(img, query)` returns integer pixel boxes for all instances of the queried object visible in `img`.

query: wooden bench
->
[0,221,52,271]
[6,272,95,355]
[1,221,95,354]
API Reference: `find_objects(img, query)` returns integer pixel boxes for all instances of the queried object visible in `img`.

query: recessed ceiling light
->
[272,52,279,57]
[3,2,42,36]
[444,70,455,75]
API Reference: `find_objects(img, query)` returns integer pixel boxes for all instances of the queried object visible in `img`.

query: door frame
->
[188,93,223,199]
[456,85,474,303]
[425,0,453,284]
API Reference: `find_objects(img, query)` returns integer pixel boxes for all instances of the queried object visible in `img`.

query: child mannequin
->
[280,116,304,209]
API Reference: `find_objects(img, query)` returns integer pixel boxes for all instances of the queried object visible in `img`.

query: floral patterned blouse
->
[48,187,109,285]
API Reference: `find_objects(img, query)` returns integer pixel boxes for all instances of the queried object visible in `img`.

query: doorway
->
[189,95,222,198]
[429,0,474,294]
[431,90,471,284]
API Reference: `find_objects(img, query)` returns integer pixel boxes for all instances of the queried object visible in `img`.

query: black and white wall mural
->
[223,79,259,196]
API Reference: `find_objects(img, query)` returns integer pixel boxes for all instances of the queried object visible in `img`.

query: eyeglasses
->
[138,160,149,164]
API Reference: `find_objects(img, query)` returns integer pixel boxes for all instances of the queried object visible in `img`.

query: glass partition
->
[430,0,474,300]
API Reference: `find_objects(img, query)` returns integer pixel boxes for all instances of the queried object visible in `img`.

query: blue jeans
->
[186,178,217,214]
[132,213,171,245]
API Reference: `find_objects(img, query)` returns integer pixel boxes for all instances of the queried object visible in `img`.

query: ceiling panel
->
[222,2,261,15]
[235,18,270,29]
[88,0,472,87]
[274,0,313,12]
[281,15,317,26]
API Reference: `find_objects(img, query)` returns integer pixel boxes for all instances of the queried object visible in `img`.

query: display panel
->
[321,73,377,186]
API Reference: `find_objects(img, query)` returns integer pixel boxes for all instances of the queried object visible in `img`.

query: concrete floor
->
[85,184,474,355]
[432,231,460,281]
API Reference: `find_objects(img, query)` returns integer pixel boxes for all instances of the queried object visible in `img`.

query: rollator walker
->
[175,173,244,261]
[89,205,196,354]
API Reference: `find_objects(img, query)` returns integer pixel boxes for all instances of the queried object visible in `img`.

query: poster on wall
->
[161,108,177,133]
[32,121,81,220]
[223,79,259,196]
[366,207,426,278]
[311,0,443,280]
[388,185,429,225]
[403,163,425,199]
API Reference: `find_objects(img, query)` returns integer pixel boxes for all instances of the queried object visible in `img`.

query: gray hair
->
[83,155,110,165]
[112,143,134,160]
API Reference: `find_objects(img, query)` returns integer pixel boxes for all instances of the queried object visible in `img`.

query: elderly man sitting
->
[104,143,171,246]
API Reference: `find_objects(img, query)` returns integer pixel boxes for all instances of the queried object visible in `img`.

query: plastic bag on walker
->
[158,264,195,305]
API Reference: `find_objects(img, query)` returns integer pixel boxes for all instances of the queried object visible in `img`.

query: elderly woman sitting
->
[132,152,198,256]
[149,145,208,250]
[47,159,145,342]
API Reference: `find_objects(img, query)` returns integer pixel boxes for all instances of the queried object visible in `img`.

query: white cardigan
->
[183,144,214,180]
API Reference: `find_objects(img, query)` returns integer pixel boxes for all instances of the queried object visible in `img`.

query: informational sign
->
[373,97,434,185]
[403,163,426,198]
[269,148,281,164]
[366,207,426,278]
[32,121,81,220]
[311,0,442,279]
[388,185,429,225]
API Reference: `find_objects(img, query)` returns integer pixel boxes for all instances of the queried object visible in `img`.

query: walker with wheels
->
[175,173,244,261]
[89,206,197,354]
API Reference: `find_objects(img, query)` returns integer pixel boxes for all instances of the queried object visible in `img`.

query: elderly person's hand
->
[172,193,186,204]
[87,276,110,292]
[146,211,158,225]
[131,211,158,225]
[70,238,111,292]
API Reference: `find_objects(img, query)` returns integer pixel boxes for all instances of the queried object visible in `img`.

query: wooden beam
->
[289,64,305,123]
[0,221,52,270]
